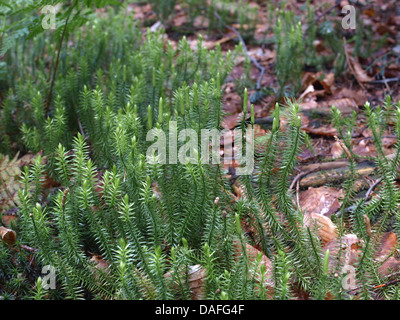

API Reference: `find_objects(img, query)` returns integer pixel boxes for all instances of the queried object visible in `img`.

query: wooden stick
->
[297,160,350,172]
[299,161,376,188]
[289,168,318,190]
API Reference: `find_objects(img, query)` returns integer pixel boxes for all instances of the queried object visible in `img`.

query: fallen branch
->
[369,77,399,85]
[297,159,351,172]
[298,161,376,188]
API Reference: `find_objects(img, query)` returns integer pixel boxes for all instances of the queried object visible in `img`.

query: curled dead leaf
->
[89,253,110,273]
[304,212,338,245]
[0,226,17,245]
[232,240,274,295]
[375,232,398,263]
[348,56,373,83]
[378,257,400,277]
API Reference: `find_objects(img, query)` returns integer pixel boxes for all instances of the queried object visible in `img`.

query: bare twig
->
[298,160,351,172]
[299,162,376,188]
[289,168,319,190]
[77,117,86,139]
[314,0,341,23]
[296,180,301,209]
[334,135,353,160]
[369,77,399,84]
[365,178,382,201]
[45,1,78,113]
[20,244,38,252]
[214,10,265,91]
[347,271,400,296]
[372,276,400,290]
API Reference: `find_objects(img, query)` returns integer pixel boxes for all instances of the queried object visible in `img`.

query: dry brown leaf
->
[232,240,274,292]
[0,152,40,211]
[348,56,373,83]
[324,98,358,112]
[382,136,397,148]
[247,47,275,63]
[89,253,110,272]
[244,243,274,295]
[375,232,398,262]
[164,264,207,300]
[222,92,243,115]
[131,3,155,21]
[299,98,357,116]
[301,71,322,89]
[330,141,344,159]
[232,181,244,201]
[323,234,363,273]
[326,234,364,292]
[378,257,400,277]
[302,125,338,137]
[352,138,377,157]
[304,212,338,245]
[363,214,372,237]
[173,13,188,27]
[1,214,18,228]
[321,73,335,93]
[300,71,335,97]
[193,15,209,28]
[298,85,315,101]
[334,136,352,159]
[334,88,367,106]
[222,114,241,130]
[300,186,344,217]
